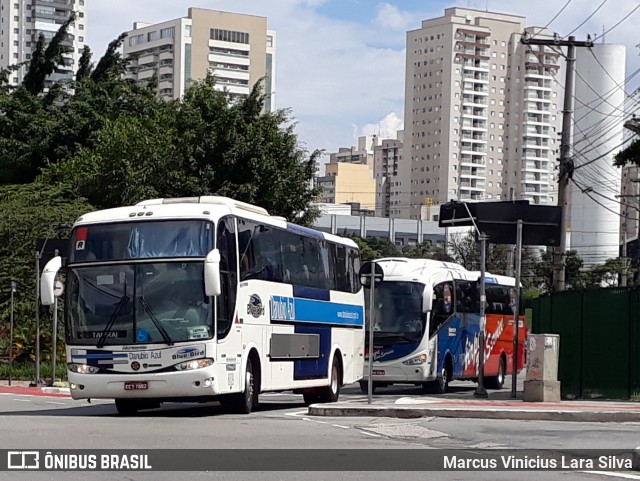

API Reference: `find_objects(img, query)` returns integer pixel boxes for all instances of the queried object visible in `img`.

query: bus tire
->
[115,399,138,416]
[303,392,319,405]
[226,358,259,414]
[485,356,506,390]
[359,381,376,395]
[318,356,341,403]
[431,356,452,394]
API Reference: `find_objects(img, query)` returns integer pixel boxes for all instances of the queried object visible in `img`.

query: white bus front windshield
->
[66,262,213,346]
[364,282,425,343]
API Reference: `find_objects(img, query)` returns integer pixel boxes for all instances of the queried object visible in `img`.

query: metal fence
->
[528,287,640,400]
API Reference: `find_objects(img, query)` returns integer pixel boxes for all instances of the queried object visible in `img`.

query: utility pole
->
[521,35,593,291]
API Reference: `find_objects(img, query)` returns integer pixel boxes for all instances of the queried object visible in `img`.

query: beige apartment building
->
[123,8,276,110]
[397,7,563,219]
[316,162,376,209]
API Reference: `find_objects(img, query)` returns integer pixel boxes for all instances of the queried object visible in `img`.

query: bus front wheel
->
[115,399,138,416]
[359,381,377,395]
[238,359,258,414]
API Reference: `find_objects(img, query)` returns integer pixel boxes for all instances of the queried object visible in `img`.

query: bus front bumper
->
[362,363,432,383]
[68,366,223,400]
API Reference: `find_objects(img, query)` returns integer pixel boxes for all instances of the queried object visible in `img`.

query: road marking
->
[582,471,640,480]
[45,401,67,405]
[284,410,307,418]
[262,393,299,397]
[13,399,31,402]
[332,424,350,429]
[360,430,382,437]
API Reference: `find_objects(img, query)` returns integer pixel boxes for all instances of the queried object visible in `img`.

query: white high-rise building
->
[398,8,564,219]
[0,0,87,85]
[123,8,276,110]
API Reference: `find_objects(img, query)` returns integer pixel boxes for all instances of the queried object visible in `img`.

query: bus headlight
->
[402,354,427,366]
[174,358,214,371]
[68,363,100,374]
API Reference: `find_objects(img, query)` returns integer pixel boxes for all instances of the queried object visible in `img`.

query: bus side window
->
[430,281,453,337]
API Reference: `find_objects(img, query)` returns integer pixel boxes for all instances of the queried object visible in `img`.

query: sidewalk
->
[309,394,640,423]
[0,380,70,397]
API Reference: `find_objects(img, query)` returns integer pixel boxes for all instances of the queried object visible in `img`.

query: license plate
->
[372,370,385,376]
[124,381,148,391]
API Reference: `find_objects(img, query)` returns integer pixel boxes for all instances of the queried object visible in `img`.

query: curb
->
[308,404,640,423]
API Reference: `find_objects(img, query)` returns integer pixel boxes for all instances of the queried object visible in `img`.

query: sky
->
[87,0,640,163]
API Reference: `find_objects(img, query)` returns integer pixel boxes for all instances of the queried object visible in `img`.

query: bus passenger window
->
[430,281,453,336]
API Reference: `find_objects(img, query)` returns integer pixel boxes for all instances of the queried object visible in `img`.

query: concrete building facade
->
[398,7,563,219]
[374,131,403,217]
[123,8,276,109]
[316,162,375,208]
[0,0,87,85]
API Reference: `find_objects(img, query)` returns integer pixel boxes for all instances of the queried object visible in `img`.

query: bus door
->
[215,216,243,392]
[429,279,458,379]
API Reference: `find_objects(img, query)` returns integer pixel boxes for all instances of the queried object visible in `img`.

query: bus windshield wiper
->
[97,292,130,349]
[138,296,173,346]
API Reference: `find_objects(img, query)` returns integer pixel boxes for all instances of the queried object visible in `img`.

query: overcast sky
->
[87,0,640,162]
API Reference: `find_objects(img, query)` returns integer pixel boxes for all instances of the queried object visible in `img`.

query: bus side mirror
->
[41,256,62,306]
[204,249,222,297]
[422,289,433,314]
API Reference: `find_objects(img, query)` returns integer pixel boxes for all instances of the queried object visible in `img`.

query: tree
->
[0,183,93,363]
[45,77,321,224]
[22,12,76,95]
[75,46,94,83]
[531,249,584,292]
[614,138,640,168]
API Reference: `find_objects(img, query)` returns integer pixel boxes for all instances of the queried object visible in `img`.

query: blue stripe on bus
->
[286,223,325,239]
[270,295,364,326]
[293,285,330,301]
[294,325,331,380]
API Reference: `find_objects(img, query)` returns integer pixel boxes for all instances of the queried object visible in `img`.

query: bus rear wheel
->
[317,356,341,403]
[485,357,506,390]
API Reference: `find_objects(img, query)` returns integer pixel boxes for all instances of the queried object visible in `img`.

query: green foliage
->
[614,138,640,167]
[0,361,67,381]
[75,46,94,83]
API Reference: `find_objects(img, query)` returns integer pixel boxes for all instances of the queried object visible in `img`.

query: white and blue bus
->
[41,196,365,415]
[362,258,526,394]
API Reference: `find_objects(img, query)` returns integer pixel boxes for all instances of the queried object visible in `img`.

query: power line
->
[599,2,640,39]
[564,0,610,38]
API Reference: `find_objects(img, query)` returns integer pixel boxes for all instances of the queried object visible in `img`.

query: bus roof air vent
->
[136,196,269,216]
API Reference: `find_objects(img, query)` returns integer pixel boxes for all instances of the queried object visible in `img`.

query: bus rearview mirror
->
[41,255,62,306]
[204,249,222,297]
[422,289,433,314]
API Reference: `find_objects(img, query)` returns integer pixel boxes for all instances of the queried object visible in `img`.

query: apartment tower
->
[398,8,563,219]
[0,0,87,85]
[123,8,276,110]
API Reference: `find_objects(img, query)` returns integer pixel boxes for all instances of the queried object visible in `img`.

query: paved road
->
[0,382,639,481]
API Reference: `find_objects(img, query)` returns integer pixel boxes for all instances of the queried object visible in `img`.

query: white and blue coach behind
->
[40,196,365,415]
